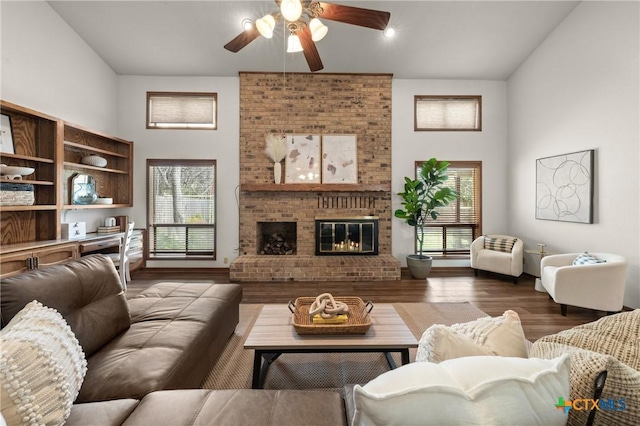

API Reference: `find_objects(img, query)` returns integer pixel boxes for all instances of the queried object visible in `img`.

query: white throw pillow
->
[352,354,571,426]
[0,301,87,426]
[416,310,529,363]
[450,309,529,357]
[415,324,493,362]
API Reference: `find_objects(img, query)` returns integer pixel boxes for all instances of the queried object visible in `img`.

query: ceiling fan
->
[224,0,391,72]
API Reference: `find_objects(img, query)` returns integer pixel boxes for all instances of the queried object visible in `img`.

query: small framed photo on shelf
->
[0,114,15,154]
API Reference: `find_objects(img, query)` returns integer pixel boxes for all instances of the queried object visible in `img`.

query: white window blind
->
[415,96,481,131]
[147,159,216,259]
[416,161,482,256]
[147,92,217,129]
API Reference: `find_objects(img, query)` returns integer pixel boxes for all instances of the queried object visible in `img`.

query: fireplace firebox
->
[257,222,296,255]
[315,216,379,256]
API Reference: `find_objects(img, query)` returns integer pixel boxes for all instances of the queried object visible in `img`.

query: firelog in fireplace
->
[315,216,379,256]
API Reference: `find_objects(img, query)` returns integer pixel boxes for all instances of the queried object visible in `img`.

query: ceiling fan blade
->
[224,26,261,52]
[298,26,324,72]
[317,2,390,31]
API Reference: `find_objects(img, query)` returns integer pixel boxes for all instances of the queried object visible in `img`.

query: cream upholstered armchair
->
[540,252,627,316]
[470,235,523,283]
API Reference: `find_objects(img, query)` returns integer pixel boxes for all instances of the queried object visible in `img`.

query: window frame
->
[414,160,483,257]
[146,92,218,130]
[414,95,482,131]
[146,159,217,260]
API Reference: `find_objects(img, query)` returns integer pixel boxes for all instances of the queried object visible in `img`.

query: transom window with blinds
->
[414,96,482,131]
[147,159,216,259]
[147,92,217,129]
[416,160,482,256]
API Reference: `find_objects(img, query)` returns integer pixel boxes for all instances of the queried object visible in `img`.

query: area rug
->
[202,302,488,393]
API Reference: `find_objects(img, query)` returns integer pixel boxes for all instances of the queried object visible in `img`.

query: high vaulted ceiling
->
[46,1,579,80]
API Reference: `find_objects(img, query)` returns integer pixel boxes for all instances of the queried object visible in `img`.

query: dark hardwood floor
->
[128,268,610,342]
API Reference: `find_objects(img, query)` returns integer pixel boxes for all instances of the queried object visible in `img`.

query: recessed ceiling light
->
[383,26,396,38]
[242,19,254,31]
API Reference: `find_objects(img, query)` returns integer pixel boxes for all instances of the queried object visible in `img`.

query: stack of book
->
[97,225,121,234]
[312,313,348,324]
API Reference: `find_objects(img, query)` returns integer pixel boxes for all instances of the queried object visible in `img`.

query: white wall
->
[1,0,122,231]
[392,79,508,267]
[0,1,117,133]
[508,1,640,308]
[117,76,240,268]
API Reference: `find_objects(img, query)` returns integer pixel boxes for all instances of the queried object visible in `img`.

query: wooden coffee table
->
[244,303,418,389]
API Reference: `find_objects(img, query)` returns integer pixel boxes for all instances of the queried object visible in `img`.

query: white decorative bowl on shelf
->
[95,197,113,205]
[0,164,36,180]
[81,155,107,168]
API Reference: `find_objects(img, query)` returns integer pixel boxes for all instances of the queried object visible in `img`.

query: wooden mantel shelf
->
[241,183,391,192]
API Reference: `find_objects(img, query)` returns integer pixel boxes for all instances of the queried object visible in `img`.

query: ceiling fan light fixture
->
[281,0,303,22]
[309,18,328,42]
[256,14,276,38]
[241,19,254,31]
[287,34,303,53]
[383,26,396,38]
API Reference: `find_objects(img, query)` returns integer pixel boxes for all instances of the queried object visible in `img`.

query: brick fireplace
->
[230,72,400,282]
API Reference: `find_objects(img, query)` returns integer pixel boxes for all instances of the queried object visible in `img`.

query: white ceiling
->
[47,0,579,80]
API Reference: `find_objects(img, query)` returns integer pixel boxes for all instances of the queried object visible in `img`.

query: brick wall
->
[233,72,399,281]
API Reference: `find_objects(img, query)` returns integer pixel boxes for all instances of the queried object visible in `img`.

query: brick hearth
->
[231,72,399,282]
[230,255,400,282]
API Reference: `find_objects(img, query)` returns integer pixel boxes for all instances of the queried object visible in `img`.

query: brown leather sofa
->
[67,389,347,426]
[1,254,347,425]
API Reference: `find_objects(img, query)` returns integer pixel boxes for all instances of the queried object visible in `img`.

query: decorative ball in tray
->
[288,293,373,335]
[81,155,107,167]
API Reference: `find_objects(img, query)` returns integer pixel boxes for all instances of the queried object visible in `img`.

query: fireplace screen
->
[315,216,379,255]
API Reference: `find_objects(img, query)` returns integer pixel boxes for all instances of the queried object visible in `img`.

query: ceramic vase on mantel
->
[273,162,282,184]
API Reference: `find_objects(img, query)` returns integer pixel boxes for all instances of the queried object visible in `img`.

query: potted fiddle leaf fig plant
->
[395,158,458,279]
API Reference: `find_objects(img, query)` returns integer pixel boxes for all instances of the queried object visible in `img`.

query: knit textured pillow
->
[483,236,517,253]
[416,310,529,363]
[0,300,87,426]
[450,309,529,358]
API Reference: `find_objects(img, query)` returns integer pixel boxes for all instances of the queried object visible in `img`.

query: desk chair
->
[106,222,135,290]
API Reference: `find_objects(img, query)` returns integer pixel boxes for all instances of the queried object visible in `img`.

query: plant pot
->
[406,254,433,279]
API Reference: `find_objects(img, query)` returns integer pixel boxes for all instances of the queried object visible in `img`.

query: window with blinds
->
[147,159,216,259]
[147,92,217,129]
[416,160,482,256]
[414,96,481,131]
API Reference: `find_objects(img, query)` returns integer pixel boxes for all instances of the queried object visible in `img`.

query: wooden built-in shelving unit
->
[63,122,133,207]
[0,100,133,246]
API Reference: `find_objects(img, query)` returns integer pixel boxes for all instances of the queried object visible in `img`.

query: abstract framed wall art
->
[536,149,594,224]
[321,134,357,184]
[284,134,321,183]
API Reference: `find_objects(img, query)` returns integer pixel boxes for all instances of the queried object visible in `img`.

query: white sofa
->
[540,252,627,316]
[470,235,523,283]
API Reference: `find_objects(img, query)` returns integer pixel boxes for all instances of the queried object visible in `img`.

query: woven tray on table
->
[288,296,373,335]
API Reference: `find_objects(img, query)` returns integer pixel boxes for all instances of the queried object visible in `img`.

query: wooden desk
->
[79,233,123,255]
[0,231,144,278]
